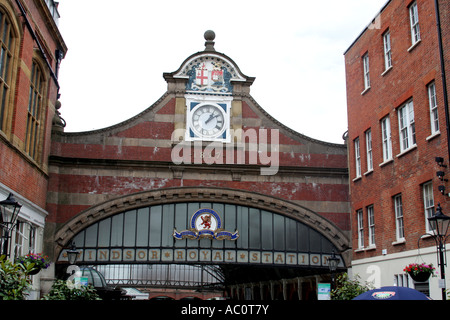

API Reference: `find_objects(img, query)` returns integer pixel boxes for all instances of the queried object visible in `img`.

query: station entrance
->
[53,188,349,300]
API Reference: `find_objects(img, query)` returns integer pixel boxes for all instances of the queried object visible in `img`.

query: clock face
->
[191,104,226,138]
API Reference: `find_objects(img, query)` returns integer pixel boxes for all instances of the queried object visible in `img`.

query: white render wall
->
[350,246,450,300]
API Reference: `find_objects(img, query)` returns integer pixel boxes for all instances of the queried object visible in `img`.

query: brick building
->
[345,0,450,299]
[46,31,350,300]
[0,0,66,298]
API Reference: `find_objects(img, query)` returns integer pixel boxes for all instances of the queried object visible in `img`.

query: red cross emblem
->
[195,64,209,86]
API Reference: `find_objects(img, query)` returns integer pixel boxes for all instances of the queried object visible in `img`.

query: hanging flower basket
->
[403,263,435,282]
[410,272,431,282]
[27,267,41,275]
[17,253,51,275]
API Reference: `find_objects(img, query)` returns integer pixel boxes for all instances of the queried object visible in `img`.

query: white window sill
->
[396,145,417,158]
[420,232,434,239]
[407,39,421,52]
[353,176,362,182]
[392,239,406,246]
[361,86,371,95]
[354,245,376,253]
[379,158,394,167]
[381,66,393,76]
[426,131,440,141]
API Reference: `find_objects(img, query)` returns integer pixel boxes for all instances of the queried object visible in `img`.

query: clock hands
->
[205,113,219,124]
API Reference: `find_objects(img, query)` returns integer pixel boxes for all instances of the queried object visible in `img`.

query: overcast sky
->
[56,0,388,144]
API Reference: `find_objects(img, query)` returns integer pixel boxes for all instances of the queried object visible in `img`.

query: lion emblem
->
[200,214,212,229]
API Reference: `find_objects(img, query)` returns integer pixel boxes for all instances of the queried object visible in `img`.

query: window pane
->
[273,214,285,251]
[309,229,321,252]
[382,117,392,161]
[149,206,162,247]
[212,203,224,249]
[123,210,136,247]
[355,138,361,177]
[110,213,124,247]
[398,101,415,151]
[224,204,236,233]
[286,220,297,251]
[0,48,6,79]
[186,202,200,248]
[0,10,13,134]
[236,206,248,249]
[366,130,373,171]
[321,237,333,253]
[383,31,392,69]
[3,51,9,80]
[249,208,260,249]
[368,206,375,246]
[409,3,420,44]
[358,210,364,248]
[136,207,149,246]
[224,204,236,249]
[423,182,434,218]
[0,85,7,130]
[25,62,44,160]
[174,203,187,248]
[428,83,439,133]
[1,19,8,44]
[363,54,370,88]
[98,218,111,247]
[261,210,272,250]
[85,224,98,247]
[297,223,309,251]
[161,204,174,247]
[395,195,404,239]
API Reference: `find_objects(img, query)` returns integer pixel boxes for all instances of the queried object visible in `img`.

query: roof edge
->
[343,0,392,55]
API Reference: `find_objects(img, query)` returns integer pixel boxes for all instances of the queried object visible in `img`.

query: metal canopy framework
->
[94,264,225,290]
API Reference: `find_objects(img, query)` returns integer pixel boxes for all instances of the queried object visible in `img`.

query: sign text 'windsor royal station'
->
[63,247,335,268]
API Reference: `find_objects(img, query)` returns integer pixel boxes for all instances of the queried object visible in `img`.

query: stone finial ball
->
[204,30,215,41]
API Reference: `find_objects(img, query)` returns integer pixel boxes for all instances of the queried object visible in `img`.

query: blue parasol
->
[353,286,431,300]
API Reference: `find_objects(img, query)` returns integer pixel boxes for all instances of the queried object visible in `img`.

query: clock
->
[190,104,226,139]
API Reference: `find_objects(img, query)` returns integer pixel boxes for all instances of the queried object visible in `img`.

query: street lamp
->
[328,250,340,291]
[0,193,22,257]
[427,203,450,300]
[66,242,79,265]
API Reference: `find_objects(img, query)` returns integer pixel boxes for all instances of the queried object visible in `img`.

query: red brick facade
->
[345,0,450,297]
[0,0,67,299]
[0,0,66,208]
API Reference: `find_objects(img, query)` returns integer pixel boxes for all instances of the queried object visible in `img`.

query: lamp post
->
[64,242,81,289]
[427,203,450,300]
[66,242,79,265]
[0,193,22,257]
[328,250,340,292]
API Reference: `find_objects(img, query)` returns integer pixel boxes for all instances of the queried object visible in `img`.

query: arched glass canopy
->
[58,202,343,287]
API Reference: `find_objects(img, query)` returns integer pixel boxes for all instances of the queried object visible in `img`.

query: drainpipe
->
[434,0,450,161]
